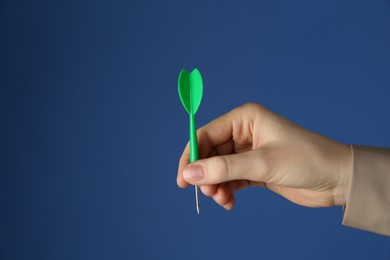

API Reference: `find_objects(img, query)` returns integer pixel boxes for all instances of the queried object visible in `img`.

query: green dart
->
[178,68,203,214]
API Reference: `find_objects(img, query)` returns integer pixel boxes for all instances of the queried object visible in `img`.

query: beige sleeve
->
[342,145,390,236]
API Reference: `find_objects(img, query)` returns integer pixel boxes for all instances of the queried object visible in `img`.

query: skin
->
[177,103,352,210]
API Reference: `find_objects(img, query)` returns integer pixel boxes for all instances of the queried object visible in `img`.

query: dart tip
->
[195,185,200,215]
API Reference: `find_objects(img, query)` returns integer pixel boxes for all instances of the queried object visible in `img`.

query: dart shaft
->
[189,114,199,162]
[189,113,200,214]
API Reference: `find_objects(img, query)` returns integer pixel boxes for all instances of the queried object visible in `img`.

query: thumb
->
[182,149,270,185]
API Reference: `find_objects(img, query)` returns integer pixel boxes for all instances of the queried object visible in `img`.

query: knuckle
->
[207,156,230,183]
[234,102,265,123]
[240,102,263,113]
[213,185,230,205]
[220,193,231,206]
[200,185,215,197]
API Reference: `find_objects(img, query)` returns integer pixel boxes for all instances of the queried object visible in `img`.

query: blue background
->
[1,0,390,259]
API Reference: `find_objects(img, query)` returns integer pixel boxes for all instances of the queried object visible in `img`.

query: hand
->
[177,103,352,210]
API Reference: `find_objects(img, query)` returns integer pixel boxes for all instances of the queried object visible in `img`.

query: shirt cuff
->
[342,145,390,236]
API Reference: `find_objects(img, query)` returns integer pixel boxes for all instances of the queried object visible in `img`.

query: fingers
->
[177,103,274,188]
[176,140,234,188]
[200,183,235,210]
[182,149,270,186]
[177,110,240,188]
[200,180,254,210]
[200,185,217,197]
[199,181,249,199]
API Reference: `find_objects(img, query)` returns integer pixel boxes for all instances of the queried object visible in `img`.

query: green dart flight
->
[178,68,203,214]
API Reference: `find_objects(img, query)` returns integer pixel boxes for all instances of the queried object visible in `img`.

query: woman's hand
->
[177,103,352,210]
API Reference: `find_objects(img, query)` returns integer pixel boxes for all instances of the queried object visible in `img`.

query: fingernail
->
[183,165,205,181]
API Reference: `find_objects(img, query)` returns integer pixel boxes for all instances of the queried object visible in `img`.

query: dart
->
[178,68,203,214]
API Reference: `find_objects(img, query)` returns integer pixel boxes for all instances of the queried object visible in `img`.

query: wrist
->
[332,144,353,206]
